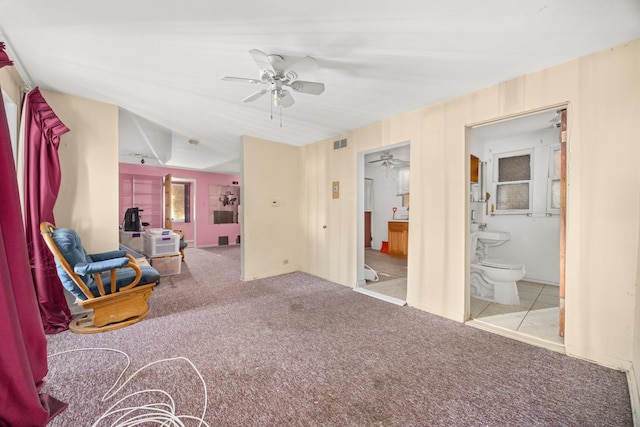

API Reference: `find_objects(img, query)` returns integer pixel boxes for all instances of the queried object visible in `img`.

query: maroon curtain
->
[0,49,67,425]
[23,88,72,333]
[0,42,13,68]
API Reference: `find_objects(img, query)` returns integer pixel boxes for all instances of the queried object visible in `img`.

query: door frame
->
[163,175,197,246]
[163,173,173,230]
[356,140,411,288]
[465,103,569,339]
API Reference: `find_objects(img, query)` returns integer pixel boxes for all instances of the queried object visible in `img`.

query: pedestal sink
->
[476,230,510,247]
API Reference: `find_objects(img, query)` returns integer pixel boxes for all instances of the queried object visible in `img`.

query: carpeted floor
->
[43,246,632,426]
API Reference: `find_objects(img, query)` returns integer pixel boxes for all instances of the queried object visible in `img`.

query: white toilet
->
[470,229,525,305]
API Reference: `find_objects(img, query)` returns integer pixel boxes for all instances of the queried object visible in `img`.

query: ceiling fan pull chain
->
[280,106,283,127]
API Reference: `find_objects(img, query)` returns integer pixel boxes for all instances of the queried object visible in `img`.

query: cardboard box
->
[149,254,181,276]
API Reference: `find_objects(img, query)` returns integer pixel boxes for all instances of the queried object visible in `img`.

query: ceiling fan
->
[222,49,325,111]
[368,151,409,169]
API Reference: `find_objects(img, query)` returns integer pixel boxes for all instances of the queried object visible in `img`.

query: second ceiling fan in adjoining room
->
[368,151,409,169]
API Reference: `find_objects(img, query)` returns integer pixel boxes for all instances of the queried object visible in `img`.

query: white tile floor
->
[470,281,564,346]
[357,258,564,350]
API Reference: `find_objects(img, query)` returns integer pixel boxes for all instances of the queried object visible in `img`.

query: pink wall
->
[119,163,240,248]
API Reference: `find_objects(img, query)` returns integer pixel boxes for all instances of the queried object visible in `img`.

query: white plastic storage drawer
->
[143,232,179,256]
[119,231,144,252]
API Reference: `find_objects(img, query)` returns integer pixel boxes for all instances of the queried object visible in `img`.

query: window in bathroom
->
[547,145,561,214]
[493,149,533,212]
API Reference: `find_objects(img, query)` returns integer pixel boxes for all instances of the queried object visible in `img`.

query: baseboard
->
[406,298,463,322]
[197,243,240,249]
[466,318,566,354]
[522,277,559,286]
[627,365,640,426]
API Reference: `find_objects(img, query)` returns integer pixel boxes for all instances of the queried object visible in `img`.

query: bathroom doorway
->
[355,142,410,306]
[466,107,567,351]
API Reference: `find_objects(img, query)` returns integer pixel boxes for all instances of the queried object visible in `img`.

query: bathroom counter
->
[389,219,409,222]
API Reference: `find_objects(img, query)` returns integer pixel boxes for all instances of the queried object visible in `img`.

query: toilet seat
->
[480,258,524,270]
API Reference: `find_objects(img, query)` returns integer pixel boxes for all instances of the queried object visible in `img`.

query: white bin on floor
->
[364,264,379,282]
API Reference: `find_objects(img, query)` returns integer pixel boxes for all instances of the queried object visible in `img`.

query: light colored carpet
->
[43,246,632,426]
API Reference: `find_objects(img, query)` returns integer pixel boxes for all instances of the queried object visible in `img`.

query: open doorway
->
[355,142,410,306]
[466,108,567,351]
[164,174,197,247]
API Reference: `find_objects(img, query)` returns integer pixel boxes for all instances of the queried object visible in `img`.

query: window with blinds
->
[494,151,533,212]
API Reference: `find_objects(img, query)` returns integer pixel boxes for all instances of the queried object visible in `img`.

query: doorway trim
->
[356,140,410,293]
[164,176,197,247]
[464,103,569,351]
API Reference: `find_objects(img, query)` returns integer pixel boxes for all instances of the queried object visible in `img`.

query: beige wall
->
[241,135,300,280]
[42,90,119,253]
[0,70,119,253]
[243,39,640,372]
[0,66,23,106]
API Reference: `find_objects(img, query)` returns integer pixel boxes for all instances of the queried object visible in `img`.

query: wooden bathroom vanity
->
[388,221,409,259]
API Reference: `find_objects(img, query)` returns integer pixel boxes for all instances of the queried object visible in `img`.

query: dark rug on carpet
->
[43,246,632,426]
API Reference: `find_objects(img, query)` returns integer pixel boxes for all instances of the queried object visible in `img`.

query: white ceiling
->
[1,1,638,174]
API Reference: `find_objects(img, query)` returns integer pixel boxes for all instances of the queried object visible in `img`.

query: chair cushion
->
[51,228,161,300]
[51,228,94,300]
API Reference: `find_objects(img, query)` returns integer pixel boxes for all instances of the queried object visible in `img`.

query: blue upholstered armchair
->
[40,222,161,333]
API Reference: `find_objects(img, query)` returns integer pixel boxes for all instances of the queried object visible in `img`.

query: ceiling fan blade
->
[285,55,318,74]
[221,76,264,85]
[280,89,295,108]
[368,159,385,164]
[288,80,325,95]
[243,89,268,102]
[249,49,277,73]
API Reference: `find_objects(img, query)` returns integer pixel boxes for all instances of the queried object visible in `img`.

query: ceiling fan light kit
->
[222,49,325,125]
